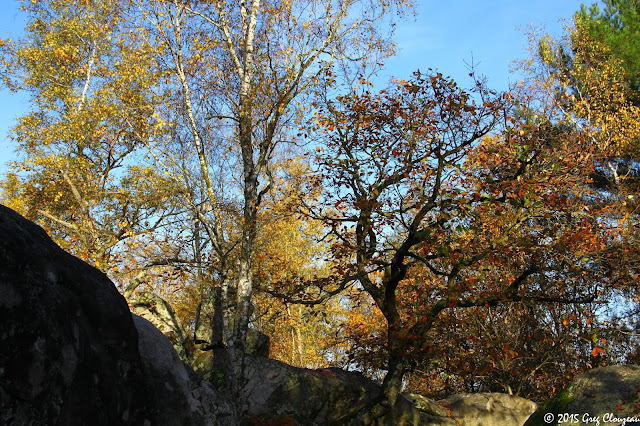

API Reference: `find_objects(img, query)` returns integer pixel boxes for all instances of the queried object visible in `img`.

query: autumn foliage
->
[1,0,639,415]
[300,67,633,405]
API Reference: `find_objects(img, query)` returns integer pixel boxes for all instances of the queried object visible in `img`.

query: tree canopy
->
[1,0,639,419]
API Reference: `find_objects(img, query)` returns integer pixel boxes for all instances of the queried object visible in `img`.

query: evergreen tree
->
[578,0,640,104]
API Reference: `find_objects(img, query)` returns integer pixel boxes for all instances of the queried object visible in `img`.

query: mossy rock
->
[524,387,577,425]
[525,365,640,425]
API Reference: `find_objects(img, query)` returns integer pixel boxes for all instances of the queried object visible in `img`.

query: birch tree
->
[2,0,412,411]
[0,0,179,274]
[127,0,410,398]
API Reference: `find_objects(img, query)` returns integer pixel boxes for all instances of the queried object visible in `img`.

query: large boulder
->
[438,393,537,426]
[191,327,270,383]
[240,357,538,425]
[0,205,236,425]
[241,356,450,425]
[241,357,379,424]
[133,314,236,425]
[525,365,640,425]
[242,356,384,424]
[0,205,152,425]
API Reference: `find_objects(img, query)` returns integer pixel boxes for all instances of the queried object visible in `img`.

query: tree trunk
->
[361,324,406,423]
[226,0,261,400]
[363,272,407,423]
[226,90,259,398]
[381,327,406,407]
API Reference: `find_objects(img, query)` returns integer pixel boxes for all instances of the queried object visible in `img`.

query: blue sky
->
[0,0,587,177]
[381,1,585,86]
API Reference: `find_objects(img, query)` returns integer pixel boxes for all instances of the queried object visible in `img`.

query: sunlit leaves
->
[0,0,175,276]
[308,64,632,403]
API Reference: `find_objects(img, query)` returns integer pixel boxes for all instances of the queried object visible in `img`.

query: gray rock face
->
[130,292,192,363]
[439,393,537,426]
[240,358,539,425]
[133,314,236,425]
[404,393,449,417]
[189,327,270,388]
[241,356,381,424]
[0,205,235,425]
[246,328,270,358]
[241,356,442,425]
[525,365,640,425]
[0,204,152,425]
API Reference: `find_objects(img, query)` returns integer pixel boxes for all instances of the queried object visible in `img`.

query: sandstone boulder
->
[241,356,377,424]
[241,355,435,425]
[190,327,270,383]
[0,205,236,425]
[130,291,192,363]
[439,393,537,426]
[404,393,449,417]
[239,359,538,426]
[525,365,640,425]
[0,205,152,425]
[133,314,236,425]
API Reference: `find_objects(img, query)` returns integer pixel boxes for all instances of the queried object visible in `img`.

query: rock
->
[191,350,217,382]
[405,393,448,417]
[190,328,270,382]
[525,365,640,425]
[241,356,378,424]
[0,204,152,425]
[0,205,236,425]
[382,395,456,426]
[240,355,437,425]
[246,327,270,358]
[439,393,537,426]
[130,291,192,363]
[133,314,236,425]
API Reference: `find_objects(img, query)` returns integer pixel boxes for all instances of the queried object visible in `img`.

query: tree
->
[533,3,640,183]
[517,2,640,369]
[398,299,610,402]
[308,71,621,417]
[123,0,412,400]
[577,0,640,104]
[0,0,180,274]
[3,0,414,410]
